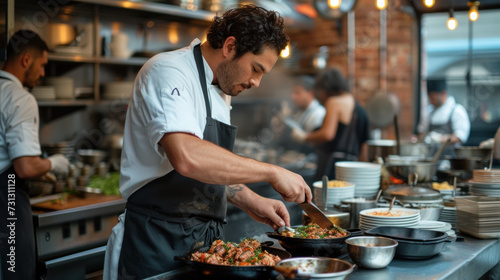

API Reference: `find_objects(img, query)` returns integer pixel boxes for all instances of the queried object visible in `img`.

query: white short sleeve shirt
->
[0,70,42,173]
[119,39,231,199]
[421,96,470,143]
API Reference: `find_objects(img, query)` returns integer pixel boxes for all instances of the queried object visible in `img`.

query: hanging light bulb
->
[423,0,434,8]
[328,0,341,9]
[447,9,457,30]
[468,1,480,22]
[376,0,388,10]
[280,43,290,59]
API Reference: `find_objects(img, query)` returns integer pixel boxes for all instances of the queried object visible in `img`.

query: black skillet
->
[174,241,291,280]
[266,226,351,257]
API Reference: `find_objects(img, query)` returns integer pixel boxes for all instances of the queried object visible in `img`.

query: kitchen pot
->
[266,227,351,257]
[367,140,432,162]
[174,242,290,279]
[454,146,492,158]
[408,204,444,221]
[365,226,454,260]
[385,161,438,183]
[275,257,354,280]
[446,156,491,171]
[383,186,442,204]
[339,198,378,228]
[77,149,108,165]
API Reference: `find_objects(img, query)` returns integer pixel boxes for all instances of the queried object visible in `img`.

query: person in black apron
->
[290,69,370,182]
[117,44,237,278]
[0,30,70,280]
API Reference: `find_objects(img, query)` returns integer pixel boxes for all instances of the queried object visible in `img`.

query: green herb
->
[87,172,120,195]
[228,258,233,264]
[223,244,229,251]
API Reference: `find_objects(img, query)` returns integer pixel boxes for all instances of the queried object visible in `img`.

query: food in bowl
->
[432,181,453,190]
[327,180,350,187]
[281,224,348,239]
[346,236,398,269]
[190,238,281,266]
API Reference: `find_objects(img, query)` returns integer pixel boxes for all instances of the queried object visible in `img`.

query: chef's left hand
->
[244,195,290,230]
[291,128,307,143]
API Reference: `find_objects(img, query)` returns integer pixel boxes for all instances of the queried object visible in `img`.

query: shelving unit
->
[21,0,216,107]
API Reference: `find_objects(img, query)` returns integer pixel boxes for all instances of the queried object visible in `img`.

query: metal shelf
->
[73,0,216,22]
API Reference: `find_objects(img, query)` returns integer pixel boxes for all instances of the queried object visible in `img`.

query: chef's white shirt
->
[119,39,232,199]
[295,98,325,133]
[0,70,41,173]
[420,96,470,143]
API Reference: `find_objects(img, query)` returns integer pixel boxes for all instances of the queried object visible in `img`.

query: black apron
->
[117,44,237,279]
[314,103,360,182]
[428,105,457,156]
[0,75,37,280]
[0,166,36,280]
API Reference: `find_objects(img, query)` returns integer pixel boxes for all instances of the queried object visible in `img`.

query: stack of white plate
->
[31,86,56,100]
[102,81,134,100]
[470,170,500,197]
[45,77,74,99]
[438,206,456,228]
[412,221,455,237]
[335,161,381,198]
[359,207,420,231]
[312,180,355,208]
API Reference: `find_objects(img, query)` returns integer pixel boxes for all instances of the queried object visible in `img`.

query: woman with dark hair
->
[104,5,312,279]
[291,68,370,181]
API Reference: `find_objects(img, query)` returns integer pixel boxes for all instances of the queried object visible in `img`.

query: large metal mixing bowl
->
[346,236,398,269]
[385,161,438,183]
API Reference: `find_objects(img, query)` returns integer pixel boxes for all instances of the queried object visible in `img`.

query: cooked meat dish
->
[281,224,348,239]
[190,238,281,266]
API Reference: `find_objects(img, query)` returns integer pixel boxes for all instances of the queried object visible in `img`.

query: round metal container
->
[367,140,432,162]
[454,146,492,158]
[385,161,438,183]
[346,236,398,269]
[383,186,442,203]
[275,257,354,280]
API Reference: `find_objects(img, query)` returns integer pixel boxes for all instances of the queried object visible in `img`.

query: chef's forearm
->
[159,132,279,185]
[226,184,252,208]
[12,156,51,179]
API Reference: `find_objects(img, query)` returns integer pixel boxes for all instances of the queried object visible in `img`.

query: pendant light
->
[447,9,457,30]
[328,0,341,9]
[468,1,480,22]
[423,0,434,8]
[280,43,290,59]
[376,0,388,10]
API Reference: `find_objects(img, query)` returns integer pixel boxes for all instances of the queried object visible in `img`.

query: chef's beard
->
[215,58,251,97]
[24,63,41,90]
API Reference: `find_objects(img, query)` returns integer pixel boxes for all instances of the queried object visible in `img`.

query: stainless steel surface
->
[447,157,491,171]
[408,204,444,221]
[33,199,126,260]
[299,202,334,229]
[275,257,354,279]
[322,176,328,211]
[367,140,432,162]
[302,210,350,229]
[346,236,398,269]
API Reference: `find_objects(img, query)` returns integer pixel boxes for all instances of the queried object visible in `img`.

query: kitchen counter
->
[146,235,500,280]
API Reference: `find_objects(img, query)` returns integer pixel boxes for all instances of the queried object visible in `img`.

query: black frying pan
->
[266,227,351,257]
[174,242,291,279]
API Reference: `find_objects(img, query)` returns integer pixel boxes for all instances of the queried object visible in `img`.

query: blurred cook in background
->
[290,75,326,133]
[0,30,70,280]
[291,68,370,182]
[418,79,470,153]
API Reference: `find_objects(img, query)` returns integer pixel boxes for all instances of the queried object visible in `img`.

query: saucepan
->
[367,140,432,162]
[174,241,291,279]
[266,226,351,257]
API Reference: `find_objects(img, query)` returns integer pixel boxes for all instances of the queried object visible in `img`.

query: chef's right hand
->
[269,166,312,204]
[48,154,70,175]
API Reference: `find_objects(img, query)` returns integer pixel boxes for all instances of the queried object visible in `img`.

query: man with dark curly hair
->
[104,5,312,279]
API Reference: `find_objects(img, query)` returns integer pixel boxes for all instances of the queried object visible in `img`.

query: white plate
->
[360,208,420,219]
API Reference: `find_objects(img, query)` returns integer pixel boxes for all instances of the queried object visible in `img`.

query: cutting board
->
[31,195,123,211]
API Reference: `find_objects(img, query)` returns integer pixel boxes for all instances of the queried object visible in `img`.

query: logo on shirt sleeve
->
[171,88,180,96]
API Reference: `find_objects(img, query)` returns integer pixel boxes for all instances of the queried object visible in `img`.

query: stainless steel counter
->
[342,236,500,280]
[146,236,500,280]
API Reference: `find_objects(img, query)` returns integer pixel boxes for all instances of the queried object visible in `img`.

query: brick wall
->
[288,0,417,140]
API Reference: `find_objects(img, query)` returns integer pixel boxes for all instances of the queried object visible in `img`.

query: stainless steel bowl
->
[346,236,398,269]
[77,149,107,165]
[385,161,438,183]
[408,204,444,221]
[275,257,354,279]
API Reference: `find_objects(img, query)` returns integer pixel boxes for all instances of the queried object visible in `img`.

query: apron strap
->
[193,44,212,119]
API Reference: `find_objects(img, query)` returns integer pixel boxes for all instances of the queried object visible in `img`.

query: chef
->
[104,5,312,279]
[418,79,470,151]
[0,30,70,280]
[290,75,326,133]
